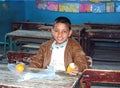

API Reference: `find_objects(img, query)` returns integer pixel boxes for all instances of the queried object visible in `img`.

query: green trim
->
[0,42,8,45]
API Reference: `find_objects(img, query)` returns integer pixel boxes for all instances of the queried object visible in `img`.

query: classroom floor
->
[0,44,120,88]
[91,45,120,70]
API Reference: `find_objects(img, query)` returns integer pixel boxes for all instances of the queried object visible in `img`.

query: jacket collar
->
[50,40,68,50]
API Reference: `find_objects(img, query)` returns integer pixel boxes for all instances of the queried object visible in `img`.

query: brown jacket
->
[29,38,87,72]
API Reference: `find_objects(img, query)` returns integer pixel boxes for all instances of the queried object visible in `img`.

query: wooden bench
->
[80,69,120,88]
[11,22,52,51]
[7,51,35,63]
[11,22,86,52]
[7,51,92,69]
[22,43,40,49]
[83,23,120,62]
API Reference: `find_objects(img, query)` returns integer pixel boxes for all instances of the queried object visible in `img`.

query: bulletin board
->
[36,0,120,13]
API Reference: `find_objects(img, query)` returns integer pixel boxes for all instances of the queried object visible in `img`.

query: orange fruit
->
[15,63,25,73]
[67,63,75,73]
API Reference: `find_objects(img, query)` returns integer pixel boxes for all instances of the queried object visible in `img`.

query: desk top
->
[86,29,120,32]
[82,69,120,86]
[0,64,79,88]
[6,30,53,39]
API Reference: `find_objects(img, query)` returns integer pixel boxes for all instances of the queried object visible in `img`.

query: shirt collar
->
[50,40,68,50]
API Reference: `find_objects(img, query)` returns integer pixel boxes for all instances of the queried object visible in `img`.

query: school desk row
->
[4,22,120,62]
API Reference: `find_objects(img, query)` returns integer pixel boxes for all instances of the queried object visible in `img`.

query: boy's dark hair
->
[53,16,71,30]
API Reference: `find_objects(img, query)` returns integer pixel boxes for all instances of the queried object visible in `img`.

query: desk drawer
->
[88,32,120,39]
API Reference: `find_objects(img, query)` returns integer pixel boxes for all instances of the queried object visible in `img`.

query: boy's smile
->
[51,23,72,45]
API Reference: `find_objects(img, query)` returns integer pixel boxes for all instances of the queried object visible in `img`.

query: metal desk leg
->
[9,36,13,51]
[3,35,8,57]
[3,35,13,57]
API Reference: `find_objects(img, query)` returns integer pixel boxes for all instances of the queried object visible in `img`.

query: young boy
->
[28,16,87,75]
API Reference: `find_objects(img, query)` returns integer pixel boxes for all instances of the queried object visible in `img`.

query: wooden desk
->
[83,23,120,58]
[3,30,53,56]
[12,22,85,45]
[0,64,79,88]
[84,29,120,57]
[12,22,52,31]
[81,69,120,88]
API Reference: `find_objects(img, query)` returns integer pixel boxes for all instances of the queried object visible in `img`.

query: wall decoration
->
[90,0,101,3]
[59,3,67,12]
[79,3,92,12]
[106,2,114,12]
[90,0,111,2]
[101,0,111,1]
[67,0,77,1]
[36,0,117,13]
[59,3,79,12]
[80,0,89,1]
[46,2,59,11]
[36,1,47,10]
[92,3,105,13]
[116,2,120,12]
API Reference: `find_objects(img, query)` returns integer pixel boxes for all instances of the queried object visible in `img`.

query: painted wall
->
[1,0,120,43]
[25,0,120,24]
[0,1,25,42]
[19,0,120,47]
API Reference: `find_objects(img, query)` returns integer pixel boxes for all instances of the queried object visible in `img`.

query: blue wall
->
[0,0,120,43]
[25,0,120,24]
[0,1,25,42]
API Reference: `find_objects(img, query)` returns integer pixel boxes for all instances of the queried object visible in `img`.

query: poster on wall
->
[92,3,105,13]
[46,2,59,11]
[36,0,47,10]
[59,3,79,13]
[106,2,114,12]
[79,3,92,12]
[67,0,78,1]
[116,2,120,12]
[36,0,118,13]
[80,0,89,1]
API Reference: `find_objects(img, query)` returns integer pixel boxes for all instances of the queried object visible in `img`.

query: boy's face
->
[51,23,72,45]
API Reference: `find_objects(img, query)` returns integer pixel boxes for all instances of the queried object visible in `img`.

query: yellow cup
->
[67,63,75,73]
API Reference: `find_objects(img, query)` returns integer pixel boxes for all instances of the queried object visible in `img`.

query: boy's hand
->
[22,57,31,65]
[69,65,79,76]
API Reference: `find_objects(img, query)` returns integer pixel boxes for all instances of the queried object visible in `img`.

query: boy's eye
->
[54,30,58,32]
[63,31,67,33]
[53,29,68,33]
